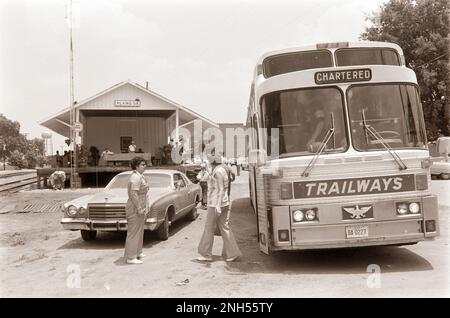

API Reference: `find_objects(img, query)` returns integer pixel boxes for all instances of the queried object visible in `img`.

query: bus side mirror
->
[249,149,267,167]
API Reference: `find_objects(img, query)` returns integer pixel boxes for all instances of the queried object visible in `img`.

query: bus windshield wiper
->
[301,113,336,177]
[362,109,407,170]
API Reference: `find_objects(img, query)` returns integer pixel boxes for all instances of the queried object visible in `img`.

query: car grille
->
[88,204,126,220]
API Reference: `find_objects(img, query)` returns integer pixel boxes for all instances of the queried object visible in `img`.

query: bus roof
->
[256,41,404,65]
[255,65,418,102]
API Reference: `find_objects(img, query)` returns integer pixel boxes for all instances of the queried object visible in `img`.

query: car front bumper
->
[61,217,159,231]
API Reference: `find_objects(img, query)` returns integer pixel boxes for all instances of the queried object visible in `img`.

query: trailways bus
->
[247,42,439,254]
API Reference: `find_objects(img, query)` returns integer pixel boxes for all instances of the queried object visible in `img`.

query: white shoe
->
[196,256,213,262]
[137,253,146,260]
[126,258,143,264]
[226,255,240,262]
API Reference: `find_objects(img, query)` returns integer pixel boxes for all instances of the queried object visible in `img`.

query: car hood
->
[65,187,173,208]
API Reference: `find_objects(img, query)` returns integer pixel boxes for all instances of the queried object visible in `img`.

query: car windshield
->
[261,87,347,158]
[106,173,173,189]
[347,84,427,151]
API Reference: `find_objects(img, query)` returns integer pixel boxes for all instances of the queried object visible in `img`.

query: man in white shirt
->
[128,141,137,153]
[197,154,242,262]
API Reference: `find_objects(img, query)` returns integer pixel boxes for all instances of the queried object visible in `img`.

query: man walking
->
[197,154,242,262]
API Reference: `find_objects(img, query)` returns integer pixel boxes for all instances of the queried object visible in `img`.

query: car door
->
[173,173,189,215]
[181,173,197,207]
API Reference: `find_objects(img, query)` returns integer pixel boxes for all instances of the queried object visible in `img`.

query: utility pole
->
[69,0,77,188]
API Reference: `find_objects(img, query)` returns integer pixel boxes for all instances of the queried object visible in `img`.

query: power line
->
[414,52,448,69]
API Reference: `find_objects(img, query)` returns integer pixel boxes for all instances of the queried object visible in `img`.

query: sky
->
[0,0,387,152]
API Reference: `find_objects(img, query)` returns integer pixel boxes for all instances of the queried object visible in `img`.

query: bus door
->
[255,169,270,254]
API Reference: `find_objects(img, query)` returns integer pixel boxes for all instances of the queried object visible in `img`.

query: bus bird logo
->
[343,205,372,219]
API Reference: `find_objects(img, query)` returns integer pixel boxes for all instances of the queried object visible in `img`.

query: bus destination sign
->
[315,68,372,85]
[293,174,415,199]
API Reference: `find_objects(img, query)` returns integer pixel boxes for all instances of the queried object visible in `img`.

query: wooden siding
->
[83,116,167,155]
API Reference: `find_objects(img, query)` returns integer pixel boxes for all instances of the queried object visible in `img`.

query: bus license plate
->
[345,225,369,239]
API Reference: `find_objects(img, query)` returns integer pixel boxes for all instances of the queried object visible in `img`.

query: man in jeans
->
[197,154,242,262]
[196,162,209,209]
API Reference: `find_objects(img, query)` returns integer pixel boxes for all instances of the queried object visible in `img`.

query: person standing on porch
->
[128,141,137,153]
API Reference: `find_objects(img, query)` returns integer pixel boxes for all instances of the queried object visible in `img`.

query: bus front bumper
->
[269,195,439,251]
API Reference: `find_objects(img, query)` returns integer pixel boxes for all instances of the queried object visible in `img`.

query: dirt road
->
[1,172,448,297]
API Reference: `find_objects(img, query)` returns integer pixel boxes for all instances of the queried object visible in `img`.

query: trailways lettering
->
[293,174,415,198]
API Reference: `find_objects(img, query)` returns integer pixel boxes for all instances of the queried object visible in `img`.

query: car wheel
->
[80,230,97,241]
[440,173,449,180]
[186,197,199,221]
[155,213,169,241]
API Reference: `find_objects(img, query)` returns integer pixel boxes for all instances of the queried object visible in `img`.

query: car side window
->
[181,174,191,185]
[174,174,186,188]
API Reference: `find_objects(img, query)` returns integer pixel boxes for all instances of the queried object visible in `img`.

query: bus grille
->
[88,204,126,220]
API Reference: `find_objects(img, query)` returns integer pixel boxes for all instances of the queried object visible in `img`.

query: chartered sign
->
[293,174,415,198]
[114,100,141,107]
[315,68,372,84]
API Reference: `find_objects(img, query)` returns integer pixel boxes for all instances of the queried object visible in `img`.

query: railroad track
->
[0,173,37,193]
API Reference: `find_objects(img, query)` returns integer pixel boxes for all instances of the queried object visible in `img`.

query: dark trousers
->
[200,181,207,205]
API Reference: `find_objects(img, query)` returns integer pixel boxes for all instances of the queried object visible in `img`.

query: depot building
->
[37,80,234,187]
[39,80,219,158]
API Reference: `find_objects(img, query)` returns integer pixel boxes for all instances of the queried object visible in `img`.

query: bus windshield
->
[335,48,400,66]
[261,87,347,158]
[263,50,333,78]
[347,84,427,151]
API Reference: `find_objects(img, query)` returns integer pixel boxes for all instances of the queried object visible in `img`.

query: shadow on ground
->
[225,197,434,275]
[57,215,197,251]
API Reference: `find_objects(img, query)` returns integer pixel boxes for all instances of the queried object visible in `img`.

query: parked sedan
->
[61,169,201,241]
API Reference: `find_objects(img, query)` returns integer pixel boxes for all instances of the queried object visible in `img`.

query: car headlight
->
[396,203,408,215]
[305,209,316,221]
[67,205,78,217]
[409,202,420,214]
[293,210,304,222]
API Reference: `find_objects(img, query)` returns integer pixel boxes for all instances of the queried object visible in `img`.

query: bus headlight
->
[293,210,304,222]
[305,209,316,221]
[67,205,78,217]
[396,203,408,215]
[409,202,420,214]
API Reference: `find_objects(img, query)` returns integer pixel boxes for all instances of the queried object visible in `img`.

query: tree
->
[0,114,46,169]
[361,0,450,140]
